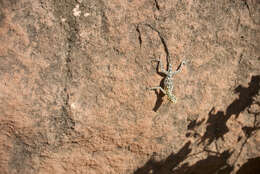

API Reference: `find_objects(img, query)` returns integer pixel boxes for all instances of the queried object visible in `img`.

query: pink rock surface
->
[0,0,259,174]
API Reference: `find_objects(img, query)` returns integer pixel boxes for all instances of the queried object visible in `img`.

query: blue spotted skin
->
[149,59,186,103]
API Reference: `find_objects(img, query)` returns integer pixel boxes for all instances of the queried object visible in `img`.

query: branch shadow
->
[234,99,260,165]
[242,93,260,138]
[187,118,205,131]
[172,150,233,174]
[226,75,260,118]
[198,108,228,145]
[236,157,260,174]
[199,75,260,145]
[134,141,234,174]
[134,141,192,174]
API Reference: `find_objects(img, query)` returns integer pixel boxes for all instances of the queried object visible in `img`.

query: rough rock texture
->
[0,0,259,174]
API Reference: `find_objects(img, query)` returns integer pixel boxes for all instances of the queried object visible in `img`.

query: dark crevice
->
[137,23,170,65]
[243,0,250,12]
[154,0,160,10]
[61,17,78,131]
[60,22,78,132]
[65,18,79,81]
[52,1,79,137]
[61,105,75,131]
[143,24,170,65]
[136,25,142,48]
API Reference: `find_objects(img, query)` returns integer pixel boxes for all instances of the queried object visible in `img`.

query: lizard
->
[148,57,186,103]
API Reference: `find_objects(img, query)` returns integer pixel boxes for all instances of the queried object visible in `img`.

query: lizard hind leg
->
[168,94,177,103]
[148,86,166,94]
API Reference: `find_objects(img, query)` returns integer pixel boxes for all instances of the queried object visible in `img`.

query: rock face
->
[0,0,259,174]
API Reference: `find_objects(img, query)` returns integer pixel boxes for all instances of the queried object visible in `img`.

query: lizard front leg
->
[173,60,186,75]
[151,58,168,75]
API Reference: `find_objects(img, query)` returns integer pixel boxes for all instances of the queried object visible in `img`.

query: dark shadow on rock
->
[236,157,260,174]
[186,118,205,138]
[172,150,233,174]
[199,75,260,145]
[134,141,192,174]
[134,142,234,174]
[242,126,260,138]
[199,108,228,145]
[236,123,260,162]
[244,93,260,137]
[233,92,260,166]
[187,118,205,131]
[226,75,260,118]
